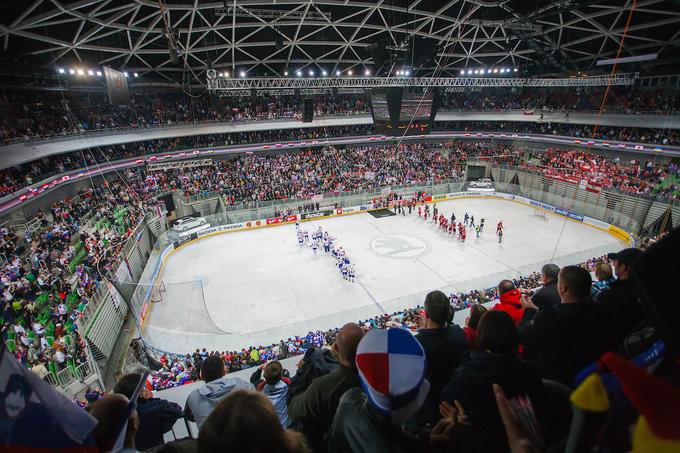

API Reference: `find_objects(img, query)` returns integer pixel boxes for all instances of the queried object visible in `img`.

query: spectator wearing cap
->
[492,280,525,326]
[113,373,182,451]
[327,328,427,453]
[183,355,253,431]
[530,264,561,310]
[441,310,546,452]
[519,266,604,385]
[288,322,364,451]
[413,290,466,427]
[591,262,615,302]
[598,248,644,351]
[250,360,292,427]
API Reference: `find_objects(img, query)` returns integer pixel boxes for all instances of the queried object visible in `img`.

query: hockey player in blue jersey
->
[348,265,355,282]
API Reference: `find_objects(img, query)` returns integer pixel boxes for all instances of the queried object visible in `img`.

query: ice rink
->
[143,197,625,353]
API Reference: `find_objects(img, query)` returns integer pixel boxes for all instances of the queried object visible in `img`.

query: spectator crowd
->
[1,86,677,142]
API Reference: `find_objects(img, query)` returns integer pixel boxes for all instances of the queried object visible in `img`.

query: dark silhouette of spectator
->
[519,266,604,385]
[413,290,466,427]
[598,248,644,351]
[441,310,546,452]
[113,373,182,451]
[530,264,561,309]
[288,322,364,451]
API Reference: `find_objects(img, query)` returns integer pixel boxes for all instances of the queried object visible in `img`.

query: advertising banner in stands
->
[147,159,213,171]
[302,210,333,220]
[266,217,283,225]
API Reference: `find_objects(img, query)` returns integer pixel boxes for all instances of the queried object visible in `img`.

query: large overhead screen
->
[369,87,440,136]
[103,66,131,105]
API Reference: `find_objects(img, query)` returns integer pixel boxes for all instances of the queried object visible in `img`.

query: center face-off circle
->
[368,234,431,259]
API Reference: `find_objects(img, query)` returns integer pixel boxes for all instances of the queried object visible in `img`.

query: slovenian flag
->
[0,345,98,452]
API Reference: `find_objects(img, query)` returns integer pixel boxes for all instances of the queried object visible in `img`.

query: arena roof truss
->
[1,0,679,83]
[206,72,639,93]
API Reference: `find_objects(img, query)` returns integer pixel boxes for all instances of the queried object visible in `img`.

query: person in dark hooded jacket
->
[413,290,467,428]
[114,373,182,451]
[492,280,524,326]
[441,310,546,453]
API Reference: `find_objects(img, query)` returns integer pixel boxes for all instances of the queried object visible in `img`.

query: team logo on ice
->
[369,234,429,259]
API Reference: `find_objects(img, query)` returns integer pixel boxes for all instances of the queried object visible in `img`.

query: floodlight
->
[58,68,65,74]
[77,69,84,75]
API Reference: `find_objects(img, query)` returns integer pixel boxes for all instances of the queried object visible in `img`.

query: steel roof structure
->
[1,0,679,84]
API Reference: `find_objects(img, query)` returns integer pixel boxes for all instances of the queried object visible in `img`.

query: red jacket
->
[493,289,525,326]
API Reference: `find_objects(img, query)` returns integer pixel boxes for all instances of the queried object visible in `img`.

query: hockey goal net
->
[151,281,167,303]
[532,209,548,221]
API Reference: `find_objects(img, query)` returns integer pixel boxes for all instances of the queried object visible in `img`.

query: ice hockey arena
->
[0,1,678,451]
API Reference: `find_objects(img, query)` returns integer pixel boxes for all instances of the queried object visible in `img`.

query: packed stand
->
[0,175,164,382]
[0,90,368,142]
[439,86,680,114]
[519,148,680,199]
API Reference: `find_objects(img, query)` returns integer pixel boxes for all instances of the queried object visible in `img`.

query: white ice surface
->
[143,197,624,353]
